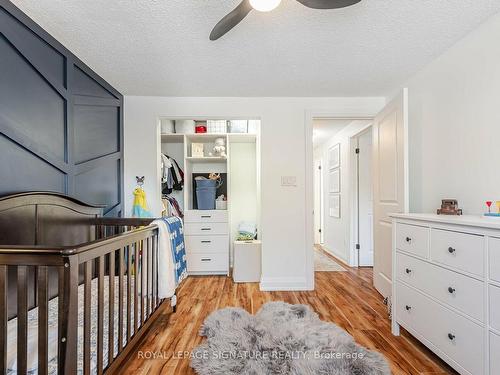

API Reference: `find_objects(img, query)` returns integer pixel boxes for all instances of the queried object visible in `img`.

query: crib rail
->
[0,223,162,375]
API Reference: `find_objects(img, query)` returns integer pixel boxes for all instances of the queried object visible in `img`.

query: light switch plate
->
[281,176,297,186]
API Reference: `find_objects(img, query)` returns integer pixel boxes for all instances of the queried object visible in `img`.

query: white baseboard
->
[319,246,349,266]
[259,276,311,291]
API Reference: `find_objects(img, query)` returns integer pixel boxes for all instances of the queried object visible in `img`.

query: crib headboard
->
[0,192,104,247]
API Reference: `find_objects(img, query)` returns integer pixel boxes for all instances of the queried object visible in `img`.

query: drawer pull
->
[448,247,456,254]
[405,268,412,274]
[448,333,456,341]
[201,215,212,218]
[201,240,212,244]
[448,287,456,294]
[201,258,212,262]
[405,305,412,311]
[201,228,212,231]
[405,237,412,243]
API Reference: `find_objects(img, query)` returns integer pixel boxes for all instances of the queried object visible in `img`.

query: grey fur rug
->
[191,301,390,375]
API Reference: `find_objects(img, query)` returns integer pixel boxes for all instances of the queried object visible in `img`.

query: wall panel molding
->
[0,0,124,216]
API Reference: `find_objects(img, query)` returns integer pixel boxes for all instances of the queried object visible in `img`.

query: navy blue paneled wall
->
[0,1,124,216]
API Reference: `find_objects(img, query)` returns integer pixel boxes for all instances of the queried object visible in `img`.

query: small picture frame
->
[329,194,341,218]
[328,143,340,170]
[329,168,340,193]
[192,143,204,157]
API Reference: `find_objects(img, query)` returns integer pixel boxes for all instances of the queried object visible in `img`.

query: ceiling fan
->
[210,0,362,41]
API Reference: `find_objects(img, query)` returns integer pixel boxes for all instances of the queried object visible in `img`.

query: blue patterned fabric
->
[162,216,188,285]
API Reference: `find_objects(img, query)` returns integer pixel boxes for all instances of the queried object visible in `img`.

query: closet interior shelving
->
[159,120,261,276]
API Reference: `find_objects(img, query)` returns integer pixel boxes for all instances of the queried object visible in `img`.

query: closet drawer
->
[396,223,429,258]
[184,222,229,236]
[185,235,229,253]
[396,252,484,322]
[184,210,228,223]
[396,283,484,375]
[490,284,500,332]
[489,237,500,283]
[430,229,484,277]
[187,252,228,273]
[491,332,500,375]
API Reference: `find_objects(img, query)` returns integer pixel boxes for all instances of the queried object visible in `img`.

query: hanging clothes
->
[162,195,184,218]
[162,154,184,195]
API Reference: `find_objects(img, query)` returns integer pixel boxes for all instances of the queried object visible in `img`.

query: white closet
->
[159,120,260,276]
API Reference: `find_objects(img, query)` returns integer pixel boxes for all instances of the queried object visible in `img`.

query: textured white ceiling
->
[10,0,500,96]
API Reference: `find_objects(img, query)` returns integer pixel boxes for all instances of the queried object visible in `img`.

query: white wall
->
[314,120,372,265]
[406,11,500,215]
[124,97,385,290]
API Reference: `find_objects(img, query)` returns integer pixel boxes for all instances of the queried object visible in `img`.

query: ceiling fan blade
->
[295,0,361,9]
[210,0,253,41]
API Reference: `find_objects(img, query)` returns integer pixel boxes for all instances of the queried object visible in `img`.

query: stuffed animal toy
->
[213,137,227,158]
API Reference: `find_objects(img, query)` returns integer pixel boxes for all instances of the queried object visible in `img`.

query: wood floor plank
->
[121,263,457,375]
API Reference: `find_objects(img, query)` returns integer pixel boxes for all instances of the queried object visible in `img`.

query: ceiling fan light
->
[249,0,282,12]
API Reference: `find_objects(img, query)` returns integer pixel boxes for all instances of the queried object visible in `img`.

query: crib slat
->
[134,243,139,334]
[152,235,157,309]
[140,239,145,327]
[17,266,28,375]
[37,266,49,375]
[126,245,132,342]
[84,261,92,375]
[108,251,115,365]
[118,247,124,352]
[146,238,150,318]
[97,256,105,374]
[0,265,7,374]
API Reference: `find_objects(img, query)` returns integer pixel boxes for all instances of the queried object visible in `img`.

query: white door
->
[358,129,373,266]
[373,89,409,297]
[314,159,324,244]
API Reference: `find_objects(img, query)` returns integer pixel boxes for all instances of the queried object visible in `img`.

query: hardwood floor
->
[122,265,457,374]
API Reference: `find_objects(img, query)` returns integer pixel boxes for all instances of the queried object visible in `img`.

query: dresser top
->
[390,213,500,230]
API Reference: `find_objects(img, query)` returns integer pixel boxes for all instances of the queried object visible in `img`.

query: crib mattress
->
[7,275,151,375]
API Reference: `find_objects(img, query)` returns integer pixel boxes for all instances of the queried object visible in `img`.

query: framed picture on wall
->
[329,194,341,218]
[329,168,340,193]
[328,143,340,170]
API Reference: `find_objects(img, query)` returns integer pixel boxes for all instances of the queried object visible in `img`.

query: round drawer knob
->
[448,287,456,294]
[406,237,412,243]
[405,305,412,311]
[448,333,456,341]
[448,247,456,254]
[405,268,412,274]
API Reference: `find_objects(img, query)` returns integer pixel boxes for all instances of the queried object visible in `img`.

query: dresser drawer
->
[490,284,500,332]
[489,237,500,283]
[184,210,228,223]
[396,252,484,322]
[491,332,500,375]
[185,235,229,253]
[187,252,228,273]
[431,229,485,277]
[396,283,484,375]
[184,222,229,236]
[396,223,429,258]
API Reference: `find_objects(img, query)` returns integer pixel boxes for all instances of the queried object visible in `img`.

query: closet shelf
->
[186,156,227,163]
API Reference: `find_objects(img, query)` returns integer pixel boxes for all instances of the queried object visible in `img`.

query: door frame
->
[348,125,373,267]
[313,158,324,244]
[305,109,382,289]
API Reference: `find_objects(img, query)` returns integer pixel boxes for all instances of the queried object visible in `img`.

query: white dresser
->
[391,214,500,375]
[184,210,229,275]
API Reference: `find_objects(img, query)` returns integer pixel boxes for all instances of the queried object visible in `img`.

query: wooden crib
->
[0,192,168,374]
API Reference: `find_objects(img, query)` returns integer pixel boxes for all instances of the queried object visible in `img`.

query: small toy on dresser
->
[484,201,500,217]
[437,199,462,215]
